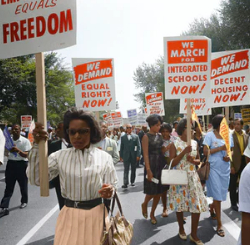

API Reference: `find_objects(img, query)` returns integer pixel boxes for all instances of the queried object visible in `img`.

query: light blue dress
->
[203,131,233,201]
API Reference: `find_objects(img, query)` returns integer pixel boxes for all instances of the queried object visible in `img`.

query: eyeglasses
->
[127,127,132,129]
[66,128,90,136]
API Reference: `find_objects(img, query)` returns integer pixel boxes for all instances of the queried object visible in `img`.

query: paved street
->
[0,158,241,245]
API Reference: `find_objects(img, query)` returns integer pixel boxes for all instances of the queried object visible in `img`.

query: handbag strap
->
[168,159,174,170]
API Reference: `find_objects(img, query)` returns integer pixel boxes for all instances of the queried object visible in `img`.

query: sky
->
[58,0,222,117]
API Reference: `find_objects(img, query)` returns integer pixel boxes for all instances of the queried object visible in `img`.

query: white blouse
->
[27,144,118,201]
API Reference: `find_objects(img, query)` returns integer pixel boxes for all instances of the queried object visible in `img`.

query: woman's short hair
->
[212,114,224,130]
[146,114,163,128]
[160,123,172,133]
[176,118,187,136]
[63,108,101,144]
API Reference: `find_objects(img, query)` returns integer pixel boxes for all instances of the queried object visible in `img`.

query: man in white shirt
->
[0,124,31,218]
[0,128,5,165]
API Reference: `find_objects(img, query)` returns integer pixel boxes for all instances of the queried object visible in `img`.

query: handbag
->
[161,159,188,185]
[197,146,210,181]
[100,192,133,245]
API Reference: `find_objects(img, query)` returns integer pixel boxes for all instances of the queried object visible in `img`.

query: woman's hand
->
[98,184,114,199]
[183,145,192,154]
[220,144,227,151]
[223,155,230,162]
[186,155,194,163]
[33,123,48,144]
[146,169,153,182]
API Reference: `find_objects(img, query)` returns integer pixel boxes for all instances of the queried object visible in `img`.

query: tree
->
[0,52,75,126]
[134,57,182,123]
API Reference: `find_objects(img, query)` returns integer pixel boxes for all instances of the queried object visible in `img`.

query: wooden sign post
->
[225,106,229,122]
[186,99,192,145]
[36,53,49,197]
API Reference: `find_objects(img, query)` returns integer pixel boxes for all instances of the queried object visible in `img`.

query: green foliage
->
[134,57,182,123]
[0,52,75,126]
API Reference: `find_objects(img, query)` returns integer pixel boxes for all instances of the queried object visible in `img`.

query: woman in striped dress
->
[27,108,118,245]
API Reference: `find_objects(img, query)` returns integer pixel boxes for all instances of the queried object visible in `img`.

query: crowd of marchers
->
[0,109,249,245]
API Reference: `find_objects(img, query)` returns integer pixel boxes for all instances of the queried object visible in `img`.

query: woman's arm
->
[186,144,200,165]
[142,134,153,181]
[203,144,227,156]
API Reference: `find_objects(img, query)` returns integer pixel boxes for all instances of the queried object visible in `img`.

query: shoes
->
[122,185,128,189]
[189,235,204,245]
[217,228,225,237]
[0,208,9,218]
[150,217,157,225]
[141,203,148,219]
[178,232,187,240]
[131,183,135,187]
[231,205,238,212]
[20,203,27,209]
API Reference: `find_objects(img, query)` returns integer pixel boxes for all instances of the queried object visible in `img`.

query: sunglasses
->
[66,128,90,136]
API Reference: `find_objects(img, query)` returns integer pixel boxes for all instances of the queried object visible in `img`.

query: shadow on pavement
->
[26,235,54,245]
[223,207,241,222]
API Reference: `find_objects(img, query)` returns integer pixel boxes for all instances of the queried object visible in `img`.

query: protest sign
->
[103,112,111,121]
[3,126,16,157]
[241,108,250,125]
[127,109,137,125]
[0,0,77,197]
[21,115,32,129]
[211,50,250,108]
[234,113,242,120]
[28,120,35,144]
[137,113,147,126]
[72,58,116,111]
[0,0,76,59]
[164,36,211,99]
[220,117,232,160]
[145,92,165,116]
[180,98,211,116]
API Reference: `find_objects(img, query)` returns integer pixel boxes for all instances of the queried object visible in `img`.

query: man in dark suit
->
[49,122,69,210]
[120,124,141,188]
[230,119,249,211]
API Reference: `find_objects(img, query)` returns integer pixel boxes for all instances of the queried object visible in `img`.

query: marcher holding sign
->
[211,50,250,108]
[73,58,116,111]
[27,108,118,245]
[168,118,207,244]
[203,115,233,237]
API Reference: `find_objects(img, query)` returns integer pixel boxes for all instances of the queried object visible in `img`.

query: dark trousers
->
[50,176,65,210]
[0,160,28,208]
[123,160,136,185]
[229,156,246,206]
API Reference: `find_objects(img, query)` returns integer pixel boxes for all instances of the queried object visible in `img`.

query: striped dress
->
[27,143,118,245]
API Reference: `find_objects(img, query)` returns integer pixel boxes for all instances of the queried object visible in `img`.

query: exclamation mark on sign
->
[207,108,210,113]
[241,92,247,100]
[202,103,206,109]
[107,98,112,106]
[199,84,206,93]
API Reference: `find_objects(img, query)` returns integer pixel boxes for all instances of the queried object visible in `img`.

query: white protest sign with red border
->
[145,92,165,116]
[0,0,76,59]
[164,36,211,99]
[179,98,211,116]
[21,115,32,129]
[211,50,250,108]
[72,58,116,111]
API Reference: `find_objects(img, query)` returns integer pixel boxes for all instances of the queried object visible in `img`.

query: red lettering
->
[20,19,27,40]
[36,16,46,37]
[10,22,19,42]
[27,18,35,39]
[3,24,9,43]
[48,13,59,35]
[15,4,21,14]
[1,0,6,5]
[59,9,73,33]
